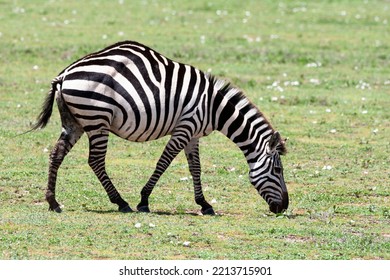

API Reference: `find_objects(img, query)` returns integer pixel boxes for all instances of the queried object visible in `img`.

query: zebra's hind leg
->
[184,138,215,215]
[46,126,84,213]
[137,132,191,213]
[87,132,132,213]
[46,94,84,213]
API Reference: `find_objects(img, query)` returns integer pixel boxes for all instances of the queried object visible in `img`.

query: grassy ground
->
[0,0,389,259]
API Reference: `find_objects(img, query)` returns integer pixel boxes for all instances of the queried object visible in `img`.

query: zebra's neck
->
[210,78,274,163]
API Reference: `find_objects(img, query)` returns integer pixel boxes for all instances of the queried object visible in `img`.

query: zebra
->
[32,40,289,215]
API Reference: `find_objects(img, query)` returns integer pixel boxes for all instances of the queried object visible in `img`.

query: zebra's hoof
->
[50,206,62,213]
[201,207,215,215]
[119,205,133,213]
[137,205,150,213]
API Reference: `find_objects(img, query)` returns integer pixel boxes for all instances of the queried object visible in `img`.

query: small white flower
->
[322,165,332,170]
[325,108,331,113]
[276,86,284,92]
[211,199,217,204]
[309,78,320,85]
[306,62,321,68]
[330,129,337,134]
[134,223,141,228]
[362,110,368,114]
[291,81,300,86]
[356,80,370,90]
[149,223,156,228]
[180,177,189,181]
[32,65,39,70]
[102,34,108,40]
[43,148,49,153]
[183,241,191,247]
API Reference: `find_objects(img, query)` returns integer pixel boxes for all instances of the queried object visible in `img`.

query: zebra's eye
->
[274,166,282,174]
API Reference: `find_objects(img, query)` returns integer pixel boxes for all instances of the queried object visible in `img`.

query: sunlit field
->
[0,0,389,259]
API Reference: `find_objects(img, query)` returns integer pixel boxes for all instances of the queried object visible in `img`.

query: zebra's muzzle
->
[269,192,289,214]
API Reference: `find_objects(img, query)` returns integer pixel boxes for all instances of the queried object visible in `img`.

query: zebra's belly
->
[110,114,174,143]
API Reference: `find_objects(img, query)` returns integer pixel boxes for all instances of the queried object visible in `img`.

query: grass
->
[0,0,389,260]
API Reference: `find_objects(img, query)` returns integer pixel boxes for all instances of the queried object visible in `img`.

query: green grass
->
[0,0,389,260]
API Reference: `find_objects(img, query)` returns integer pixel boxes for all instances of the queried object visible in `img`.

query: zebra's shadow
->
[83,208,203,216]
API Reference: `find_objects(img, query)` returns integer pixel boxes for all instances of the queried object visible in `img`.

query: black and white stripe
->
[33,40,288,214]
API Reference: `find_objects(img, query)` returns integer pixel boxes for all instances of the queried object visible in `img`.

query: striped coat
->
[33,41,288,215]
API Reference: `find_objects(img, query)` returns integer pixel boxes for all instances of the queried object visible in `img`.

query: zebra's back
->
[59,41,209,142]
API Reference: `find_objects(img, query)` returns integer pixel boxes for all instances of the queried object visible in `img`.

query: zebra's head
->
[249,131,288,214]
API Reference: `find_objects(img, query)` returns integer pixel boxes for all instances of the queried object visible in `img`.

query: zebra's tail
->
[31,76,63,131]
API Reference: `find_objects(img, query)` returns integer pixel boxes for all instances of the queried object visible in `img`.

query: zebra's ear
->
[269,131,281,151]
[269,131,287,155]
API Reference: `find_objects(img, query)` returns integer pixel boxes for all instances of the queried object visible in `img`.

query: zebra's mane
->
[209,75,287,154]
[209,74,268,123]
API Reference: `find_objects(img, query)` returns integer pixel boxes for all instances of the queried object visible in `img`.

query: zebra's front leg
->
[137,133,190,213]
[184,138,215,215]
[87,133,132,213]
